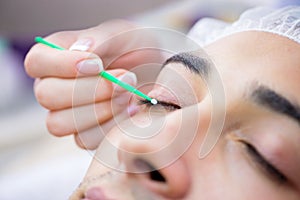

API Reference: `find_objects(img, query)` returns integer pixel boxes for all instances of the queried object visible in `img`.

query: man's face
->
[71,31,300,200]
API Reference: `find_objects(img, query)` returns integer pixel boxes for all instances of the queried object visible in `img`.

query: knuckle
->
[74,132,99,150]
[34,78,68,110]
[95,103,111,121]
[34,79,55,109]
[24,46,40,78]
[24,53,31,75]
[74,134,86,149]
[34,80,48,107]
[46,111,71,136]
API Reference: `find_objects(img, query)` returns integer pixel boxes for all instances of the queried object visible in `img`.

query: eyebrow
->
[163,53,300,126]
[251,85,300,126]
[162,52,211,78]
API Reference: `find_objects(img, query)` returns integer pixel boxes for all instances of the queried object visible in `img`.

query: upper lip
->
[82,186,112,200]
[77,171,137,200]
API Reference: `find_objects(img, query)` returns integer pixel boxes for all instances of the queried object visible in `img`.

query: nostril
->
[134,159,166,182]
[130,158,190,198]
[134,159,155,172]
[150,170,166,182]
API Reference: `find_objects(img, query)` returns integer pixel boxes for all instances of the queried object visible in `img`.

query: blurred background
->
[0,0,299,199]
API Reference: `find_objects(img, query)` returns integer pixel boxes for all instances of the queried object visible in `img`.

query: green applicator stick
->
[35,36,157,105]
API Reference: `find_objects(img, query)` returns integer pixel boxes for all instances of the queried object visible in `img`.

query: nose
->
[117,106,203,198]
[128,158,191,198]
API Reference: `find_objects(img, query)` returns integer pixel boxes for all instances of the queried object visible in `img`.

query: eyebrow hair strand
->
[251,85,300,125]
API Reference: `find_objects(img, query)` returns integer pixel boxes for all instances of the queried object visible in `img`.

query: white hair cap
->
[188,6,300,46]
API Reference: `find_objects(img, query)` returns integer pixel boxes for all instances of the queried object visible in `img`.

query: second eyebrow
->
[251,85,300,126]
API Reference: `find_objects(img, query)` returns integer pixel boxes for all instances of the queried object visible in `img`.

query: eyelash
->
[242,141,287,183]
[139,99,287,183]
[138,99,181,111]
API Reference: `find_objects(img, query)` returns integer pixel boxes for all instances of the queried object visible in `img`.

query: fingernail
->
[77,58,104,75]
[69,38,92,51]
[114,72,137,92]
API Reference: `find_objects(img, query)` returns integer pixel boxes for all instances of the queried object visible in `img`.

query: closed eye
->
[242,141,287,184]
[138,99,181,111]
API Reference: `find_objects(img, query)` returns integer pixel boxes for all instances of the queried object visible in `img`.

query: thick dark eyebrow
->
[251,85,300,126]
[162,52,211,78]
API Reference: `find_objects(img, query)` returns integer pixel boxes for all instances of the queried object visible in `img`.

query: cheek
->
[84,158,110,179]
[84,129,123,179]
[183,136,282,199]
[224,140,283,199]
[182,141,234,199]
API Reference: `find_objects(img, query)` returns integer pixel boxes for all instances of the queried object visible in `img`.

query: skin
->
[24,21,300,199]
[25,20,164,149]
[69,31,300,200]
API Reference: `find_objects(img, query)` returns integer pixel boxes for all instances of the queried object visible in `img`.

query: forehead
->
[203,31,300,104]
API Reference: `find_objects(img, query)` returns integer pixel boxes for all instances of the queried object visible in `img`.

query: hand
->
[24,19,163,149]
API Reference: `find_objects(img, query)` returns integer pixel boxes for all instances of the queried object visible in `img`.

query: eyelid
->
[138,99,181,111]
[240,140,288,184]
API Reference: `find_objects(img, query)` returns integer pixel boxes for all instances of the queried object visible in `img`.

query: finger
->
[46,94,132,137]
[44,31,79,49]
[25,43,103,78]
[34,70,137,110]
[25,30,103,78]
[74,106,137,150]
[24,25,112,79]
[73,117,119,150]
[69,37,94,52]
[74,126,105,150]
[68,20,165,70]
